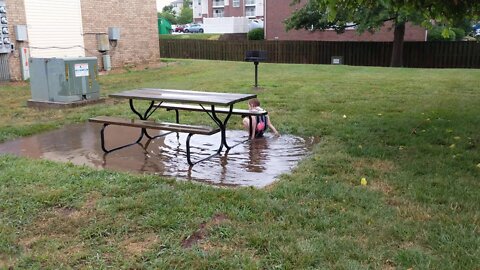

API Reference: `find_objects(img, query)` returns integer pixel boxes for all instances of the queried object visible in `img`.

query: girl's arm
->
[267,115,279,136]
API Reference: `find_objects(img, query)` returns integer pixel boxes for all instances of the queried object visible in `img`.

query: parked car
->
[474,25,480,36]
[249,19,264,31]
[174,25,185,33]
[184,24,204,33]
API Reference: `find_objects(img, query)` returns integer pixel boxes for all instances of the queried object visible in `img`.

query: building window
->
[213,8,224,17]
[245,6,255,17]
[245,0,255,5]
[198,0,201,5]
[233,0,240,7]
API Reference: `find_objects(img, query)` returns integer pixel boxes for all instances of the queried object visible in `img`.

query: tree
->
[159,5,177,25]
[285,0,480,67]
[177,7,193,25]
[183,0,192,8]
[162,5,175,14]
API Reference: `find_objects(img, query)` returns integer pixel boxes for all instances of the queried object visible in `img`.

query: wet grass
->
[0,60,479,269]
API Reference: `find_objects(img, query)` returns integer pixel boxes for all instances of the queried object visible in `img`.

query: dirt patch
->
[0,81,29,87]
[121,233,159,257]
[387,198,432,221]
[99,62,177,75]
[399,241,415,249]
[383,258,396,269]
[0,256,14,270]
[370,181,394,195]
[53,206,78,217]
[18,192,101,251]
[181,213,229,248]
[353,158,396,174]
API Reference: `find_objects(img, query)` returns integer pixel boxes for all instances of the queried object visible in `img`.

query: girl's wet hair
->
[249,98,261,107]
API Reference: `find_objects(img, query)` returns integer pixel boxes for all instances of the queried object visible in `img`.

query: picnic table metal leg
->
[100,123,144,153]
[99,99,176,154]
[210,104,234,150]
[174,109,180,140]
[129,99,151,140]
[186,132,222,166]
[200,104,251,150]
[175,109,179,123]
[129,99,173,140]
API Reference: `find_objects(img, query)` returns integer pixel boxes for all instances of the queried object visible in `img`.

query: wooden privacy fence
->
[159,40,480,68]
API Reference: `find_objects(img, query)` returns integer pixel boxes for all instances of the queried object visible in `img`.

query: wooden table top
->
[110,88,256,106]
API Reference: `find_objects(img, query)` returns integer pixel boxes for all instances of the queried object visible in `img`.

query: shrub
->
[248,28,264,40]
[428,26,456,41]
[451,28,466,40]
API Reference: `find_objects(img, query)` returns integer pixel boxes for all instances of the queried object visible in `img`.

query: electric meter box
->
[108,27,120,41]
[29,57,100,103]
[14,25,27,41]
[0,0,11,54]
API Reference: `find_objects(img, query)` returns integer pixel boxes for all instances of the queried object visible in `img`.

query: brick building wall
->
[6,0,27,81]
[3,0,159,81]
[80,0,160,68]
[222,0,244,17]
[265,0,426,41]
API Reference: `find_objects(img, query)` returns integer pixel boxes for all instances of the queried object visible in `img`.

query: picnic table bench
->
[89,116,220,165]
[88,88,258,166]
[154,102,267,138]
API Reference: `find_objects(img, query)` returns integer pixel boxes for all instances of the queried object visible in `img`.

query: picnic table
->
[89,88,267,166]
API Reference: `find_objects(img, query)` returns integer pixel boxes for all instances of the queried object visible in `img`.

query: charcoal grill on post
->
[244,50,267,88]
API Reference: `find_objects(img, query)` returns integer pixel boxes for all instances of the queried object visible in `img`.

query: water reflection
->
[246,137,268,173]
[0,123,317,188]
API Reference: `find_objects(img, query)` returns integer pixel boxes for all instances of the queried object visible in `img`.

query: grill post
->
[245,50,267,89]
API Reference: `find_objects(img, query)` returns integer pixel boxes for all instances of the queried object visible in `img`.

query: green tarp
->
[158,18,172,35]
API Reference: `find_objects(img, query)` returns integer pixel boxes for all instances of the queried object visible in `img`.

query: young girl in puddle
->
[243,98,279,139]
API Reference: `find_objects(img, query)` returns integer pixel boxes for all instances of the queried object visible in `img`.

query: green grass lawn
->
[159,34,221,40]
[0,59,479,269]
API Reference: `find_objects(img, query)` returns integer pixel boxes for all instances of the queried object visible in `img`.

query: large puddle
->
[0,123,316,187]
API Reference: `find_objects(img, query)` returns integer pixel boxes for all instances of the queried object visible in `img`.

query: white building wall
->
[203,17,249,33]
[255,0,264,17]
[193,0,209,20]
[170,0,185,15]
[201,0,208,14]
[193,0,201,19]
[24,0,85,58]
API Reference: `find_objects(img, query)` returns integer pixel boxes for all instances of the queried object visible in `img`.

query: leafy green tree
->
[162,5,175,14]
[159,5,177,25]
[427,26,456,41]
[177,7,193,25]
[183,0,192,8]
[285,0,480,67]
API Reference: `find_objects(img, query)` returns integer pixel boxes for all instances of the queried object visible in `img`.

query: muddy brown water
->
[0,123,316,187]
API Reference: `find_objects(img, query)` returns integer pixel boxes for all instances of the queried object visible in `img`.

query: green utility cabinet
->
[30,57,100,103]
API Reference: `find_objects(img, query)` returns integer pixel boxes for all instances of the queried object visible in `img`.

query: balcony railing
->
[212,0,224,7]
[213,11,224,17]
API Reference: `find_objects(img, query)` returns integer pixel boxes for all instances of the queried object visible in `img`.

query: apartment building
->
[170,0,184,15]
[193,0,264,23]
[170,0,193,15]
[265,0,426,41]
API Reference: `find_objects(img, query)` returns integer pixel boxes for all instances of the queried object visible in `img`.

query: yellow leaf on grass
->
[361,177,367,186]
